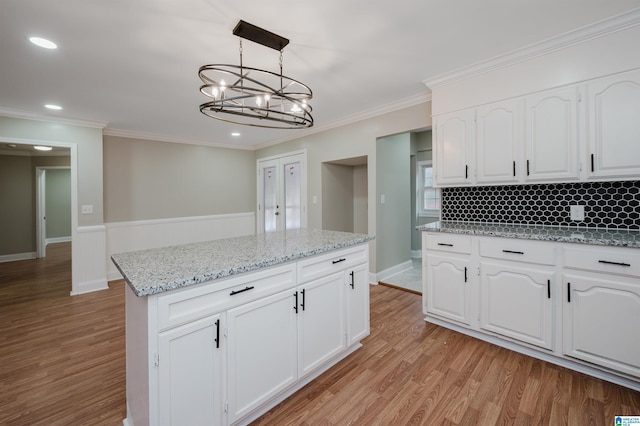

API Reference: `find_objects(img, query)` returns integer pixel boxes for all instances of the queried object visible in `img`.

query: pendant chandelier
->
[199,20,313,129]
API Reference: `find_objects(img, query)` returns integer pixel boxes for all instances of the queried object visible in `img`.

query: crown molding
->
[0,107,107,129]
[256,92,432,150]
[102,128,255,151]
[423,7,640,90]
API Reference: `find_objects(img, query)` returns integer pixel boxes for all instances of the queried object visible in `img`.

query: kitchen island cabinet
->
[112,229,373,426]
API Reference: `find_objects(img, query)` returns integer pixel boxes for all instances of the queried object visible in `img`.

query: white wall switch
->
[380,194,385,204]
[312,195,317,204]
[81,204,93,214]
[570,205,585,221]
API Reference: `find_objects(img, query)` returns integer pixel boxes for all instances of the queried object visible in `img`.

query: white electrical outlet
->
[81,204,93,214]
[570,205,585,221]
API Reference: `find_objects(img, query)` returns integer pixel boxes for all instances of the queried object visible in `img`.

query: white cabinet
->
[226,291,298,424]
[433,109,474,186]
[563,244,640,378]
[479,262,554,350]
[476,99,523,184]
[432,68,640,186]
[524,86,580,182]
[563,273,640,377]
[425,253,472,325]
[158,315,223,426]
[298,272,347,377]
[586,68,640,179]
[346,263,370,346]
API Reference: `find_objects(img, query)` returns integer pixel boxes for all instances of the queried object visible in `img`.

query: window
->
[418,160,441,216]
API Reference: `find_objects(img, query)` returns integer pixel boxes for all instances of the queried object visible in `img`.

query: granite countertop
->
[417,221,640,248]
[112,229,374,297]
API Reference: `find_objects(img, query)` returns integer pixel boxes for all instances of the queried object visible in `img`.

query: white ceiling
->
[2,0,639,149]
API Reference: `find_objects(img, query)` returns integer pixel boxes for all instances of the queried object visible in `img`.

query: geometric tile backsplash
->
[441,181,639,230]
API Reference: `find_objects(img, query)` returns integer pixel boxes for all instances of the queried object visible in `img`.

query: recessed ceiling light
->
[231,132,240,137]
[29,36,57,49]
[45,104,62,110]
[34,146,53,151]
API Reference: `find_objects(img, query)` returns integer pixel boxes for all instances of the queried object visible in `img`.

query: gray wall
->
[256,102,432,272]
[0,116,103,227]
[103,135,256,222]
[0,154,70,255]
[376,133,412,272]
[411,130,436,252]
[321,163,355,233]
[46,169,71,239]
[353,164,368,234]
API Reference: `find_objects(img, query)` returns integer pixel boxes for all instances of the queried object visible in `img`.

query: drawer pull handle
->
[437,243,454,247]
[332,258,346,264]
[502,250,524,255]
[598,260,631,267]
[230,286,255,296]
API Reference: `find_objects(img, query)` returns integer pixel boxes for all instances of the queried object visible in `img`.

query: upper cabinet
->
[433,110,474,186]
[524,86,580,182]
[586,68,640,180]
[433,68,640,187]
[476,99,523,184]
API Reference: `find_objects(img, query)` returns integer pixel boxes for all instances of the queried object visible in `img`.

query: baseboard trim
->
[0,251,37,263]
[71,278,109,296]
[374,260,413,283]
[46,236,71,245]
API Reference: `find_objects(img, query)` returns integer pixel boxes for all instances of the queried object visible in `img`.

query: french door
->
[257,152,307,233]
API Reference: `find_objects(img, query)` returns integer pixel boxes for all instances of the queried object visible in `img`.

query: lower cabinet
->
[422,231,640,390]
[563,272,640,378]
[425,253,472,325]
[346,263,370,346]
[158,314,223,426]
[298,272,347,377]
[226,291,298,424]
[479,261,554,350]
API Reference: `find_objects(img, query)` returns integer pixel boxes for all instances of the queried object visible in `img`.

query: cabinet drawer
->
[424,233,472,254]
[479,238,555,265]
[157,263,296,331]
[563,245,640,278]
[297,244,368,284]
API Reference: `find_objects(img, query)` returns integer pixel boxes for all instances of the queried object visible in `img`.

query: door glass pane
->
[284,162,301,230]
[263,166,277,232]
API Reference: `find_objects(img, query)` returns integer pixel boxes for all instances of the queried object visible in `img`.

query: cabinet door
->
[479,262,554,350]
[524,86,579,182]
[298,273,347,377]
[586,69,640,179]
[346,263,370,346]
[476,99,523,184]
[434,110,474,186]
[564,273,640,377]
[158,314,223,426]
[425,253,472,325]
[226,290,298,424]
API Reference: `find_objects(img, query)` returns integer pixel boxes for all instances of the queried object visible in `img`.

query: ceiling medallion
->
[199,20,313,129]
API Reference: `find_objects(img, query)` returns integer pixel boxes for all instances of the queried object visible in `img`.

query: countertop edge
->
[114,235,374,297]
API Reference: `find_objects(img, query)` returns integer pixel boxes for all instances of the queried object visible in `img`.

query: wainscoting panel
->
[73,225,108,295]
[105,213,256,281]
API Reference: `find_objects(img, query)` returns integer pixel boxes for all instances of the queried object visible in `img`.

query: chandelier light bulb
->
[256,97,262,107]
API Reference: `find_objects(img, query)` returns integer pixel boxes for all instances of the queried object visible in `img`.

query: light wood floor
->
[1,244,638,425]
[0,243,126,425]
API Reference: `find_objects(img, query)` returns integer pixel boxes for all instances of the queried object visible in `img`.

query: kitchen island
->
[112,229,374,426]
[418,221,640,391]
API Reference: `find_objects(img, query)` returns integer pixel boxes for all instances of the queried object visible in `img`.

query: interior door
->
[257,152,306,233]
